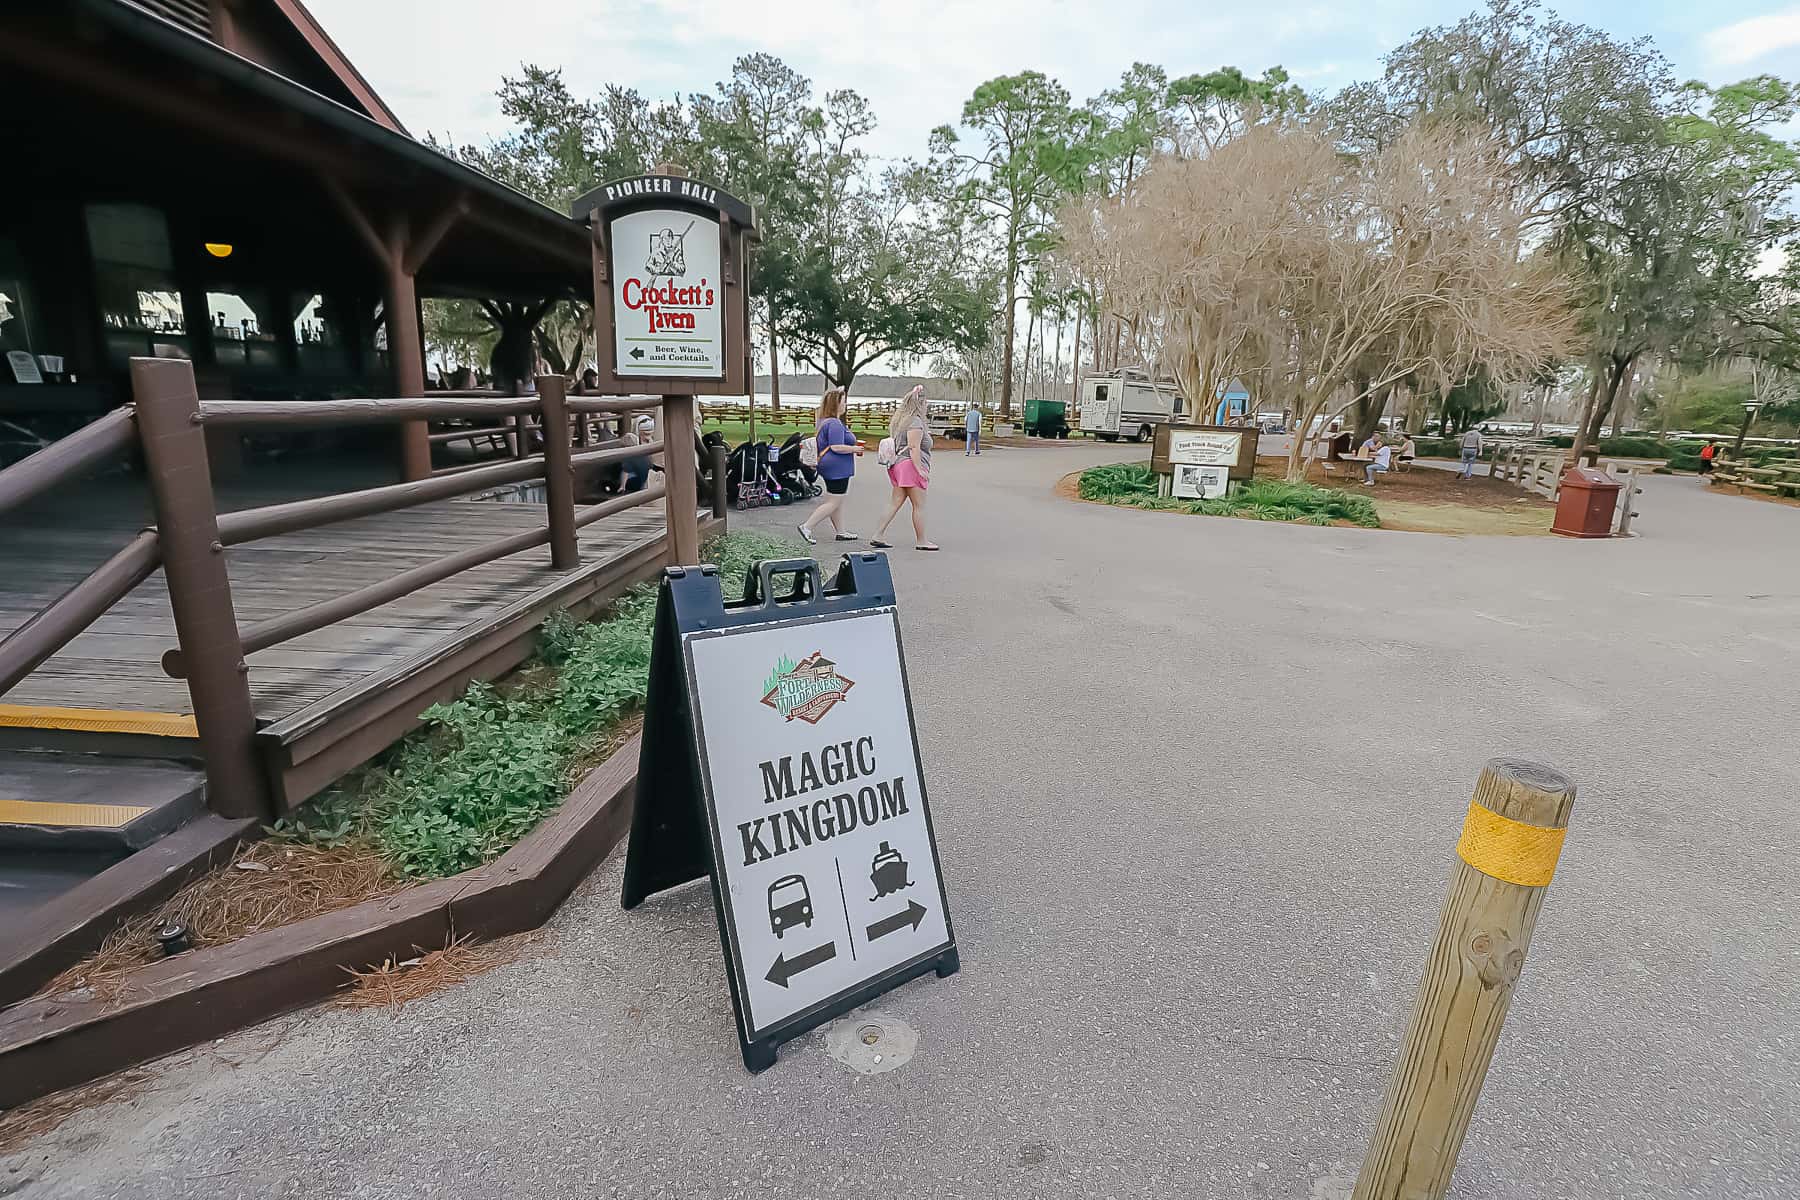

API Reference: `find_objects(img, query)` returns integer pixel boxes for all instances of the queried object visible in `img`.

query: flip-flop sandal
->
[916,544,941,552]
[870,538,893,548]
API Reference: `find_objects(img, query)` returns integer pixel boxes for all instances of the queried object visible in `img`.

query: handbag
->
[800,436,820,469]
[876,436,897,466]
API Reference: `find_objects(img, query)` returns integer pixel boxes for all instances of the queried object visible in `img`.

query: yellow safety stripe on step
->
[0,705,198,737]
[0,799,152,828]
[1455,799,1567,887]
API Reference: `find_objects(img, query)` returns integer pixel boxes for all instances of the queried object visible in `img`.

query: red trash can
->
[1552,467,1622,538]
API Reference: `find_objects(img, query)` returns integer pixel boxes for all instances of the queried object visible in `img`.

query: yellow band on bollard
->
[1455,800,1566,887]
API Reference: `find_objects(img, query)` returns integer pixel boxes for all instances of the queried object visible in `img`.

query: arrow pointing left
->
[765,940,837,988]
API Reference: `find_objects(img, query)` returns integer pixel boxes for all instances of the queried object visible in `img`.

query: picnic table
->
[1712,458,1800,495]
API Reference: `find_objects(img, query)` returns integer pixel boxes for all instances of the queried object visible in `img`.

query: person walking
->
[871,386,938,551]
[1699,439,1718,474]
[964,404,982,455]
[1458,426,1483,480]
[797,388,862,545]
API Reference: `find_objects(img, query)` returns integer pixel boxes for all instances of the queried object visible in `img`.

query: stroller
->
[726,438,786,508]
[774,432,823,501]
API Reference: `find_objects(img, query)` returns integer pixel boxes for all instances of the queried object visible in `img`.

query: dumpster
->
[1551,466,1622,538]
[1022,398,1069,438]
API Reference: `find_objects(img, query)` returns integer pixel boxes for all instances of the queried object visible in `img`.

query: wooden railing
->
[0,359,713,822]
[697,399,982,438]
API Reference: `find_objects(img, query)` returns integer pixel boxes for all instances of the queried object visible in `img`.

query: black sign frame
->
[622,553,960,1072]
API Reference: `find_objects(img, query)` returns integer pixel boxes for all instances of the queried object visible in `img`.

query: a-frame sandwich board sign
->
[623,553,959,1072]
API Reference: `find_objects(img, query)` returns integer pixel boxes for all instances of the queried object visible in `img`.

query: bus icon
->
[767,874,814,938]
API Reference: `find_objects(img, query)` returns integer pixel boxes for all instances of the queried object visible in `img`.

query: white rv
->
[1078,370,1187,442]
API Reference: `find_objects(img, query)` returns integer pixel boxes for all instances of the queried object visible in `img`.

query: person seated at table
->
[1360,432,1381,459]
[617,414,655,494]
[1363,438,1393,486]
[1397,432,1417,468]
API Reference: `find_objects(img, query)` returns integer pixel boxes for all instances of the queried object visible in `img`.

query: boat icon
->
[869,842,912,901]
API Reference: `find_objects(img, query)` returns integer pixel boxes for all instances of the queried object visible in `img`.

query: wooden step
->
[0,752,204,854]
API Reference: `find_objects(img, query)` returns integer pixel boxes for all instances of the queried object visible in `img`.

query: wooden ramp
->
[0,470,702,807]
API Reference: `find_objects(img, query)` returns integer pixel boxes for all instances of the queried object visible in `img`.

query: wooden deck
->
[0,463,671,725]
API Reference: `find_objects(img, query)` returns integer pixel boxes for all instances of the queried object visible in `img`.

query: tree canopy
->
[429,3,1800,443]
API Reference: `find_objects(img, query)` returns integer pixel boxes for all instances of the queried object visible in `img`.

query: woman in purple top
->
[798,387,862,545]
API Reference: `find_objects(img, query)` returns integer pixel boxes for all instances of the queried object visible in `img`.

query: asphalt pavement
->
[9,441,1799,1199]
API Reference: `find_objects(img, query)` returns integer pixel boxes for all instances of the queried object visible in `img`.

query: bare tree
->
[1060,122,1575,477]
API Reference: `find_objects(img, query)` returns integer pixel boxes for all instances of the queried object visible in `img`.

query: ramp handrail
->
[0,359,707,822]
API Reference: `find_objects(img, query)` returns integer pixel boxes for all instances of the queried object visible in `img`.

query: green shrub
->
[1079,463,1380,528]
[278,530,805,877]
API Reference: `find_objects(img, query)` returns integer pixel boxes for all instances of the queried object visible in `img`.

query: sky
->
[306,0,1800,165]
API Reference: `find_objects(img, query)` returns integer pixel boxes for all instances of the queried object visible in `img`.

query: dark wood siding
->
[126,0,212,38]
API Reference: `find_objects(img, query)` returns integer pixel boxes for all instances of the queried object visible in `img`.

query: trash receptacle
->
[1022,398,1067,438]
[1552,467,1622,538]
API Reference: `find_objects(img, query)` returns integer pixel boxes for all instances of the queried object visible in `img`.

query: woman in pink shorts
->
[871,386,938,551]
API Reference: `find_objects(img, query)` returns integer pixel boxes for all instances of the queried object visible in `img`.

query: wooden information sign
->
[571,170,759,396]
[622,553,960,1072]
[1150,423,1259,481]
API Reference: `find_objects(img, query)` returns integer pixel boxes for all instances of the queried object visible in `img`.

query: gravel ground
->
[7,442,1798,1199]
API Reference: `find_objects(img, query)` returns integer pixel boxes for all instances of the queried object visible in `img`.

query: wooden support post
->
[382,231,431,482]
[537,375,579,570]
[511,412,530,460]
[710,442,729,520]
[1353,758,1577,1200]
[662,394,700,565]
[129,359,270,822]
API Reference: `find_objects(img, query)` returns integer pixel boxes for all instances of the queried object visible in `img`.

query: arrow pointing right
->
[765,940,837,988]
[865,900,927,942]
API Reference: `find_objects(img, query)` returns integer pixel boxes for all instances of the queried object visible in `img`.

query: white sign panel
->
[1172,463,1230,499]
[610,207,724,378]
[685,609,952,1039]
[1169,430,1241,467]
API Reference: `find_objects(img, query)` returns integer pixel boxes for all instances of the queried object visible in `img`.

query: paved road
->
[11,444,1799,1199]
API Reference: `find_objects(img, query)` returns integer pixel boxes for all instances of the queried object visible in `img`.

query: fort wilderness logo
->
[761,652,855,724]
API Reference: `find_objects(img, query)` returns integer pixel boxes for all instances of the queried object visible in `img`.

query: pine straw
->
[40,839,405,1004]
[335,932,535,1010]
[0,1067,156,1154]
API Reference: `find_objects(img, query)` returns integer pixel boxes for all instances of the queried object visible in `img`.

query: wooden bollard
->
[1353,758,1577,1200]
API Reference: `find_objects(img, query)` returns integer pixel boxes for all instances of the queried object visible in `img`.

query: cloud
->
[304,0,1380,161]
[1703,8,1800,68]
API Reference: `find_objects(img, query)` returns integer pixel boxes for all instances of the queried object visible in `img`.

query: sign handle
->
[743,558,823,609]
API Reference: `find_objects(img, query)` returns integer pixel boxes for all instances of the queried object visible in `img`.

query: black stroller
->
[726,438,786,508]
[774,432,823,501]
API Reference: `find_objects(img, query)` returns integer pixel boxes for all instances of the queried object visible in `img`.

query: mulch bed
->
[38,840,407,1004]
[1298,458,1555,511]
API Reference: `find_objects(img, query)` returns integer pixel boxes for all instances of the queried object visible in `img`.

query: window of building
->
[294,293,350,372]
[0,237,33,359]
[88,205,187,355]
[205,289,282,369]
[87,204,190,363]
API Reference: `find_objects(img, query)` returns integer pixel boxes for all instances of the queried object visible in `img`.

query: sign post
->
[572,167,760,563]
[623,553,959,1072]
[1150,423,1259,499]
